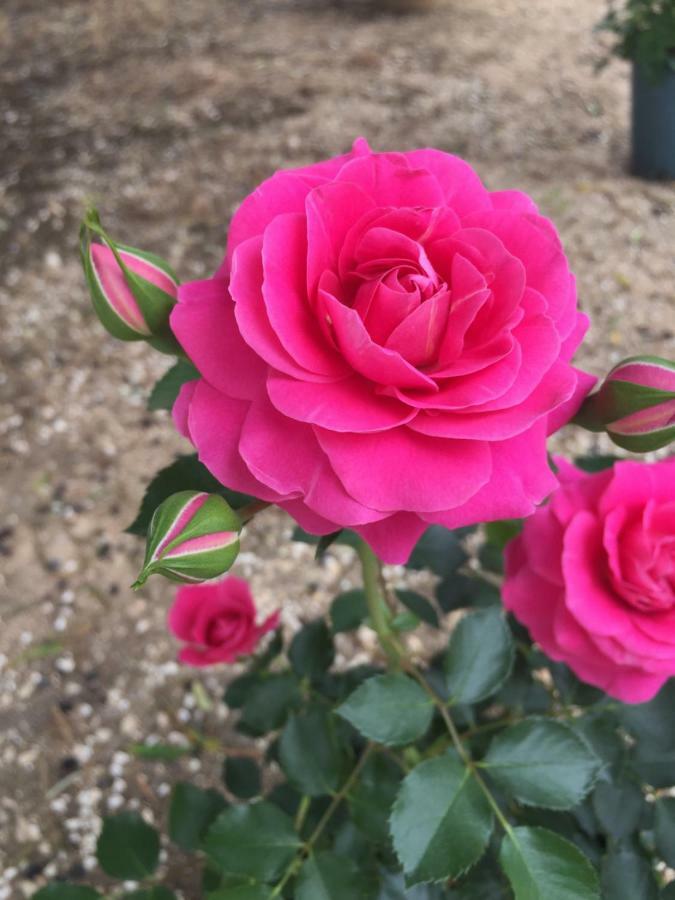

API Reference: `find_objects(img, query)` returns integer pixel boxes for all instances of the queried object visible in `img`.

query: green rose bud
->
[134,491,242,587]
[574,355,675,452]
[80,209,181,354]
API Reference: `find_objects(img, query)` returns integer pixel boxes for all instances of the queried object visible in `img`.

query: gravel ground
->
[1,0,674,895]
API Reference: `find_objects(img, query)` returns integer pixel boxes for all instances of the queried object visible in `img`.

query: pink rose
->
[168,576,280,666]
[503,457,675,703]
[171,138,594,563]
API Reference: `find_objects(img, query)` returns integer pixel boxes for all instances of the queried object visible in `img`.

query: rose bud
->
[168,576,280,667]
[133,491,242,587]
[81,211,180,354]
[575,355,675,452]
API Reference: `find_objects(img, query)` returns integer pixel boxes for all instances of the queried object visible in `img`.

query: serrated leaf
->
[202,802,300,882]
[32,888,101,900]
[296,851,375,899]
[96,811,160,879]
[445,608,514,704]
[656,797,675,866]
[592,780,644,840]
[223,757,261,800]
[349,752,402,844]
[279,706,348,796]
[390,753,493,886]
[448,856,511,898]
[483,720,602,810]
[499,827,600,900]
[331,590,368,633]
[169,782,227,851]
[601,848,659,900]
[289,620,334,679]
[148,359,199,410]
[338,674,434,747]
[395,590,439,628]
[406,526,469,577]
[126,454,253,535]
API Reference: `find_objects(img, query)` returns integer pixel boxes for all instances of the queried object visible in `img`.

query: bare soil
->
[1,0,674,895]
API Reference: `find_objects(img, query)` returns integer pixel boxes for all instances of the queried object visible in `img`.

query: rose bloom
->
[504,457,675,703]
[168,576,280,666]
[171,138,594,563]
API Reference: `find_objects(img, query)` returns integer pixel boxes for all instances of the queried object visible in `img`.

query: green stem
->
[357,541,519,845]
[355,539,403,665]
[270,744,374,896]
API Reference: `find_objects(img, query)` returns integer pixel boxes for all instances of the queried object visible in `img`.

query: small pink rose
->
[503,457,675,703]
[168,576,280,667]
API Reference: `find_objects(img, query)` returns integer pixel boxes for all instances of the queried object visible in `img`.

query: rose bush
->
[504,457,675,702]
[170,138,595,563]
[168,576,280,666]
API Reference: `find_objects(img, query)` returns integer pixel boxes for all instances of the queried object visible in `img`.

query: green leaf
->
[391,611,421,632]
[406,526,469,577]
[223,757,261,800]
[484,519,522,550]
[592,780,644,840]
[445,608,514,704]
[96,811,160,879]
[289,620,335,679]
[279,706,348,796]
[601,848,659,900]
[202,801,300,881]
[169,782,227,851]
[395,590,439,628]
[499,827,600,900]
[296,851,375,899]
[331,590,368,633]
[349,752,402,844]
[207,888,273,900]
[127,454,253,535]
[436,574,500,613]
[448,857,511,898]
[573,454,619,473]
[661,883,675,900]
[122,890,177,900]
[129,741,191,760]
[390,753,493,886]
[338,674,434,747]
[483,720,602,810]
[656,797,675,867]
[32,888,101,900]
[238,672,302,736]
[377,870,446,898]
[148,360,199,410]
[619,680,675,749]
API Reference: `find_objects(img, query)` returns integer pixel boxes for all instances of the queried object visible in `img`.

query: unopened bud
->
[81,210,180,354]
[134,491,241,587]
[575,355,675,452]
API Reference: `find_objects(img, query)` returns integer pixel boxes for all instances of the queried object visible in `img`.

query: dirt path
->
[1,0,674,894]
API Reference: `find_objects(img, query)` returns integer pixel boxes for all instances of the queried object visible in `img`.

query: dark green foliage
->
[223,757,262,800]
[126,454,253,535]
[598,0,675,81]
[338,674,434,747]
[169,782,227,851]
[96,812,160,880]
[147,359,199,410]
[289,620,335,679]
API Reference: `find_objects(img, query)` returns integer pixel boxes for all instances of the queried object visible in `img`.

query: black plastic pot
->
[632,63,675,180]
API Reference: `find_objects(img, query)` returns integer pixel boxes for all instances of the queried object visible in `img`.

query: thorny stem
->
[270,744,374,897]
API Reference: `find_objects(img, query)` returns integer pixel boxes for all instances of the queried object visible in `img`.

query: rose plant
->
[36,142,675,899]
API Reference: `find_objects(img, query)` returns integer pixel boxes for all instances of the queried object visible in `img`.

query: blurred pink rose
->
[504,457,675,703]
[168,576,280,667]
[171,138,594,563]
